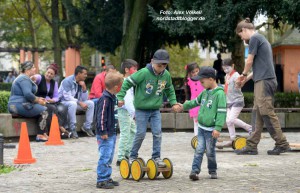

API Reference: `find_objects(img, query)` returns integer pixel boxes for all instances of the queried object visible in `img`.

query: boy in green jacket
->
[117,49,181,167]
[182,66,226,180]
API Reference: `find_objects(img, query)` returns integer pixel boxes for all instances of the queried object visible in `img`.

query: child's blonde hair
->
[105,71,124,89]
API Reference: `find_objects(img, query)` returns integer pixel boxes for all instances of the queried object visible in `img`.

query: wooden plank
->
[289,143,300,148]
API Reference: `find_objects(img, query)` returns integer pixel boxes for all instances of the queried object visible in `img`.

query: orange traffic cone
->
[45,114,64,145]
[14,122,36,164]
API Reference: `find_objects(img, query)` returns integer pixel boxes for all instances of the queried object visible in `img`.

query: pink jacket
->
[186,78,204,118]
[89,71,106,99]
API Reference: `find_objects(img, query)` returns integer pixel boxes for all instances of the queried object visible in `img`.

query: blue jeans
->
[61,100,94,131]
[130,109,162,159]
[8,102,46,117]
[96,134,116,182]
[192,128,217,174]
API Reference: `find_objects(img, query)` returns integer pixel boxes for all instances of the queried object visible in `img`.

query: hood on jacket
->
[205,86,224,94]
[146,63,166,76]
[102,89,115,100]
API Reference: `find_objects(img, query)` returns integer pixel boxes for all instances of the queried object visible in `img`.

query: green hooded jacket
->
[183,86,226,131]
[117,64,177,110]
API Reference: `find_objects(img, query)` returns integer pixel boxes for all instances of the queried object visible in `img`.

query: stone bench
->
[0,108,299,137]
[0,113,87,138]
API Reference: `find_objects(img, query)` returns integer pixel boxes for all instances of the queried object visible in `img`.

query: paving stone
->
[0,131,300,193]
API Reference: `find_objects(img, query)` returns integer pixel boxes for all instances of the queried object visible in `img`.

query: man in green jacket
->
[117,49,180,167]
[183,66,226,180]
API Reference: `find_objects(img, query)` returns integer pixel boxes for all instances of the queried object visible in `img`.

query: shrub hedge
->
[0,91,10,113]
[243,92,300,108]
[0,83,12,92]
[0,91,299,114]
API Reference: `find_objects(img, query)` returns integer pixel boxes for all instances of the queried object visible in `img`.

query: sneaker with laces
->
[189,172,199,181]
[267,146,291,155]
[235,147,258,155]
[248,127,253,136]
[128,157,136,165]
[210,172,218,179]
[81,126,95,137]
[96,181,114,189]
[154,157,166,168]
[108,179,119,186]
[71,130,79,139]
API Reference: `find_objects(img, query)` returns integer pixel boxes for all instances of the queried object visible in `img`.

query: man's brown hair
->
[236,18,255,34]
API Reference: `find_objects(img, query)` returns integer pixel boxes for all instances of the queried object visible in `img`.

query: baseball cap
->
[191,66,217,80]
[152,49,170,64]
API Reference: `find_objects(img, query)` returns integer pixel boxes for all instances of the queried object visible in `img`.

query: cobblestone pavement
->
[1,131,300,193]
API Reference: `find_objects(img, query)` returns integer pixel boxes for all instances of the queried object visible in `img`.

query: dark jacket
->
[36,75,55,98]
[96,90,116,136]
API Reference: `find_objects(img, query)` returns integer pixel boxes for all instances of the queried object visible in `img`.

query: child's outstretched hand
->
[172,103,183,112]
[212,130,220,139]
[118,100,124,107]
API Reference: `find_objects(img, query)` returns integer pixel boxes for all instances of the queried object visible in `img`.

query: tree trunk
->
[231,35,245,74]
[267,18,274,44]
[62,3,75,45]
[51,0,62,76]
[25,0,37,62]
[120,0,148,63]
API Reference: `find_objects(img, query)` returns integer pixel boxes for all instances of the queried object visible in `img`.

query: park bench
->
[0,108,299,138]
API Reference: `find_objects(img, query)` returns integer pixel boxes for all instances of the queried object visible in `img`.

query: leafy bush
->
[0,83,12,91]
[243,92,254,108]
[274,93,300,108]
[243,92,300,108]
[0,91,10,113]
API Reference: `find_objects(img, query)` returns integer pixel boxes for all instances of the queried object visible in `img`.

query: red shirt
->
[89,71,106,99]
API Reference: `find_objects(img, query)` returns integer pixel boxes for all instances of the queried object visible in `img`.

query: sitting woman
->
[31,63,69,138]
[8,61,49,142]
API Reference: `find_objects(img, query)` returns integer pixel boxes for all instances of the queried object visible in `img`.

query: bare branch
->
[33,0,52,26]
[11,1,24,18]
[255,22,272,30]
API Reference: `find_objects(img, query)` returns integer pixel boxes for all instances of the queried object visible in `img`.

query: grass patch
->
[0,165,16,174]
[244,163,258,167]
[77,168,92,172]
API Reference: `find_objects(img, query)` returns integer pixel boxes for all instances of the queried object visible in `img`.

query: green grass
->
[76,168,92,172]
[244,163,258,167]
[0,165,16,174]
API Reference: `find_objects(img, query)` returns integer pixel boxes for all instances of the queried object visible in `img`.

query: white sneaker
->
[154,158,166,168]
[248,127,253,136]
[128,157,136,165]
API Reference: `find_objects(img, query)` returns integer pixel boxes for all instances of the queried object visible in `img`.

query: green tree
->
[34,0,66,76]
[149,0,300,72]
[0,0,52,49]
[63,0,124,54]
[166,43,202,78]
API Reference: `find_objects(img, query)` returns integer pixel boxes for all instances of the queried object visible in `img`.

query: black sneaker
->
[210,172,218,179]
[81,126,95,137]
[189,172,199,181]
[96,181,114,189]
[267,146,291,155]
[108,179,119,186]
[71,130,79,139]
[235,147,258,155]
[116,160,121,166]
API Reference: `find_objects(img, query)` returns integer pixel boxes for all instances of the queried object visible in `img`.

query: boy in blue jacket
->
[95,71,123,189]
